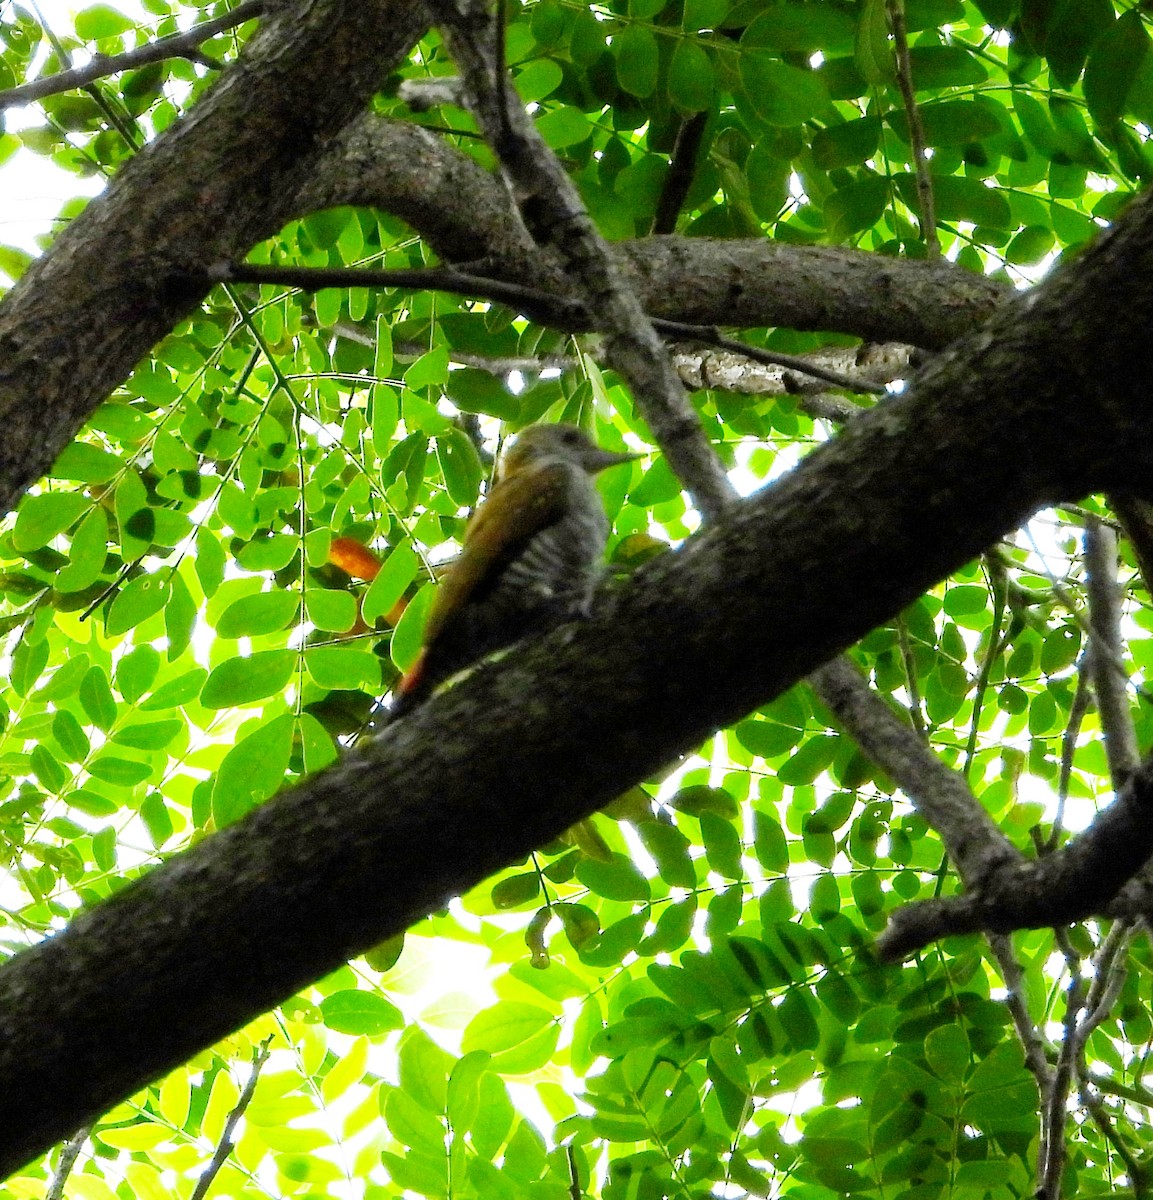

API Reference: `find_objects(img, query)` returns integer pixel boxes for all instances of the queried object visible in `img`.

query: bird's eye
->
[560,428,580,443]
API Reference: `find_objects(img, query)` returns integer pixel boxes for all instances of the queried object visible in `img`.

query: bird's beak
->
[589,448,643,473]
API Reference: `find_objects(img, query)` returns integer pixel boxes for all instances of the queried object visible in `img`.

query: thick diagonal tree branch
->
[3,179,1153,1173]
[0,0,430,514]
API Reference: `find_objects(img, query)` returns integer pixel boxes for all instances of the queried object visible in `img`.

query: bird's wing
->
[421,461,570,646]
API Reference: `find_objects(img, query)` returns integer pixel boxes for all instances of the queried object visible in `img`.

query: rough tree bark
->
[2,0,1153,1180]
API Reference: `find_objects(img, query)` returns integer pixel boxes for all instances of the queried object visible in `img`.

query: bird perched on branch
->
[392,423,639,716]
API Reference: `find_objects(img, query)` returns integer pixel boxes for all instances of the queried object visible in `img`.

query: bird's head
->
[500,423,641,479]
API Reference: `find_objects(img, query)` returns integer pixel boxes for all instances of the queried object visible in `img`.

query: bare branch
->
[45,1128,88,1200]
[1050,657,1092,850]
[876,755,1153,960]
[989,935,1053,1092]
[189,1041,271,1200]
[651,112,709,236]
[885,0,939,255]
[0,1,265,111]
[809,656,1019,886]
[217,262,886,396]
[674,342,911,404]
[1085,517,1140,786]
[1040,935,1083,1200]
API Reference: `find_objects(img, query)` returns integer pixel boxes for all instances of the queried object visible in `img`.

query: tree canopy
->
[3,0,1153,1197]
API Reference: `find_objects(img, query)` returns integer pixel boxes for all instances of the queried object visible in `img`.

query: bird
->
[391,423,639,716]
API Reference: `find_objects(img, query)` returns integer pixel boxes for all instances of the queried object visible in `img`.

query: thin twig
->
[1038,931,1083,1200]
[566,1143,582,1200]
[1075,920,1131,1055]
[651,112,708,235]
[1050,655,1092,851]
[961,557,1007,776]
[988,935,1052,1092]
[189,1040,272,1200]
[895,616,926,736]
[45,1127,89,1200]
[213,262,884,394]
[0,1,264,111]
[1085,517,1140,786]
[884,0,939,255]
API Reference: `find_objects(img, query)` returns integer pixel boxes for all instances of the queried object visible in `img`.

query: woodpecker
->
[392,423,639,715]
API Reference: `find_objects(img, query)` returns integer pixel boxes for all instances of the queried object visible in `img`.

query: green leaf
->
[79,665,118,730]
[52,710,90,762]
[925,1024,970,1083]
[906,44,988,88]
[216,591,299,638]
[463,1002,558,1074]
[1006,224,1056,264]
[31,744,67,792]
[668,40,714,112]
[385,1084,446,1151]
[112,719,183,751]
[1084,10,1150,127]
[811,116,882,169]
[1045,0,1115,88]
[740,55,830,126]
[304,646,381,690]
[893,99,1001,147]
[56,506,109,593]
[535,105,593,148]
[115,471,152,562]
[14,492,89,552]
[201,650,296,709]
[370,319,396,409]
[613,25,659,97]
[516,57,564,103]
[744,5,855,52]
[575,853,651,902]
[390,581,434,670]
[165,571,196,661]
[826,176,890,239]
[637,821,697,887]
[298,712,339,773]
[491,871,542,909]
[701,811,744,879]
[305,589,358,633]
[236,533,297,573]
[753,810,788,872]
[398,1026,455,1112]
[50,441,122,483]
[140,791,174,848]
[106,574,169,637]
[211,712,296,826]
[88,755,152,785]
[320,989,404,1035]
[194,528,225,597]
[436,428,483,509]
[923,174,1012,229]
[855,0,894,85]
[140,667,207,710]
[75,3,135,39]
